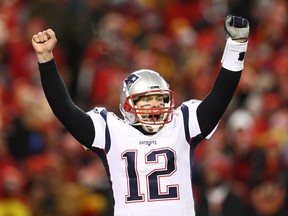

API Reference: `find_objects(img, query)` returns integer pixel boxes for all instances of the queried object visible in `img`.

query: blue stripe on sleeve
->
[100,109,111,153]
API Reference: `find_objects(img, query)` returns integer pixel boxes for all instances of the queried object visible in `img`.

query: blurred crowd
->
[0,0,288,215]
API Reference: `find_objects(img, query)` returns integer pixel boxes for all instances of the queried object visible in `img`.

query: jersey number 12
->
[122,148,179,202]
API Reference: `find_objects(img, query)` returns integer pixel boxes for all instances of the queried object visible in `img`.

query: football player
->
[31,15,249,216]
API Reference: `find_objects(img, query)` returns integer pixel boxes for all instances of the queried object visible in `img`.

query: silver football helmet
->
[119,69,175,133]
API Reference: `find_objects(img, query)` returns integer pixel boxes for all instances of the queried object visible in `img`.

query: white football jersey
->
[86,99,214,216]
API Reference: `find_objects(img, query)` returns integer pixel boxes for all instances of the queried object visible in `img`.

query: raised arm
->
[197,15,249,138]
[32,29,95,148]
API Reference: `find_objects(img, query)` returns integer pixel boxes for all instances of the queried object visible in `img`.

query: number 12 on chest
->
[121,148,180,203]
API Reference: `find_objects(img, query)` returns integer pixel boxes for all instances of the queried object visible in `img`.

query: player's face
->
[135,94,165,121]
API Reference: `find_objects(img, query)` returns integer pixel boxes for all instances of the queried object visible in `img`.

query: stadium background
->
[0,0,287,215]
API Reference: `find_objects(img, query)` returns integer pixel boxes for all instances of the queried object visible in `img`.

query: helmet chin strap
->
[142,124,164,133]
[131,121,164,133]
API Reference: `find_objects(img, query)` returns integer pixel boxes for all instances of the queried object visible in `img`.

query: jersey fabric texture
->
[86,100,215,216]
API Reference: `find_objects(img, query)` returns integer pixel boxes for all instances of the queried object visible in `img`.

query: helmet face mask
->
[119,69,175,133]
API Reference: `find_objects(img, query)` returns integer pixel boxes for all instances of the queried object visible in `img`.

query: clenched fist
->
[31,29,57,63]
[224,15,249,42]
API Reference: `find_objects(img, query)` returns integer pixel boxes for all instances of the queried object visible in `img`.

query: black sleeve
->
[39,59,95,148]
[196,67,241,138]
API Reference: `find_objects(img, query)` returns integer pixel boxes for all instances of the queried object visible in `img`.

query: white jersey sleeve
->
[86,107,110,150]
[182,99,218,140]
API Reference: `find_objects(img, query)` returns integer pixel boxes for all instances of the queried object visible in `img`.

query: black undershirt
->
[39,59,241,148]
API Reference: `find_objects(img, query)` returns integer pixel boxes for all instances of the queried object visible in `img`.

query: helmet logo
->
[124,74,140,91]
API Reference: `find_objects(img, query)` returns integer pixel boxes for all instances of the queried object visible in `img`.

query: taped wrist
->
[221,37,248,71]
